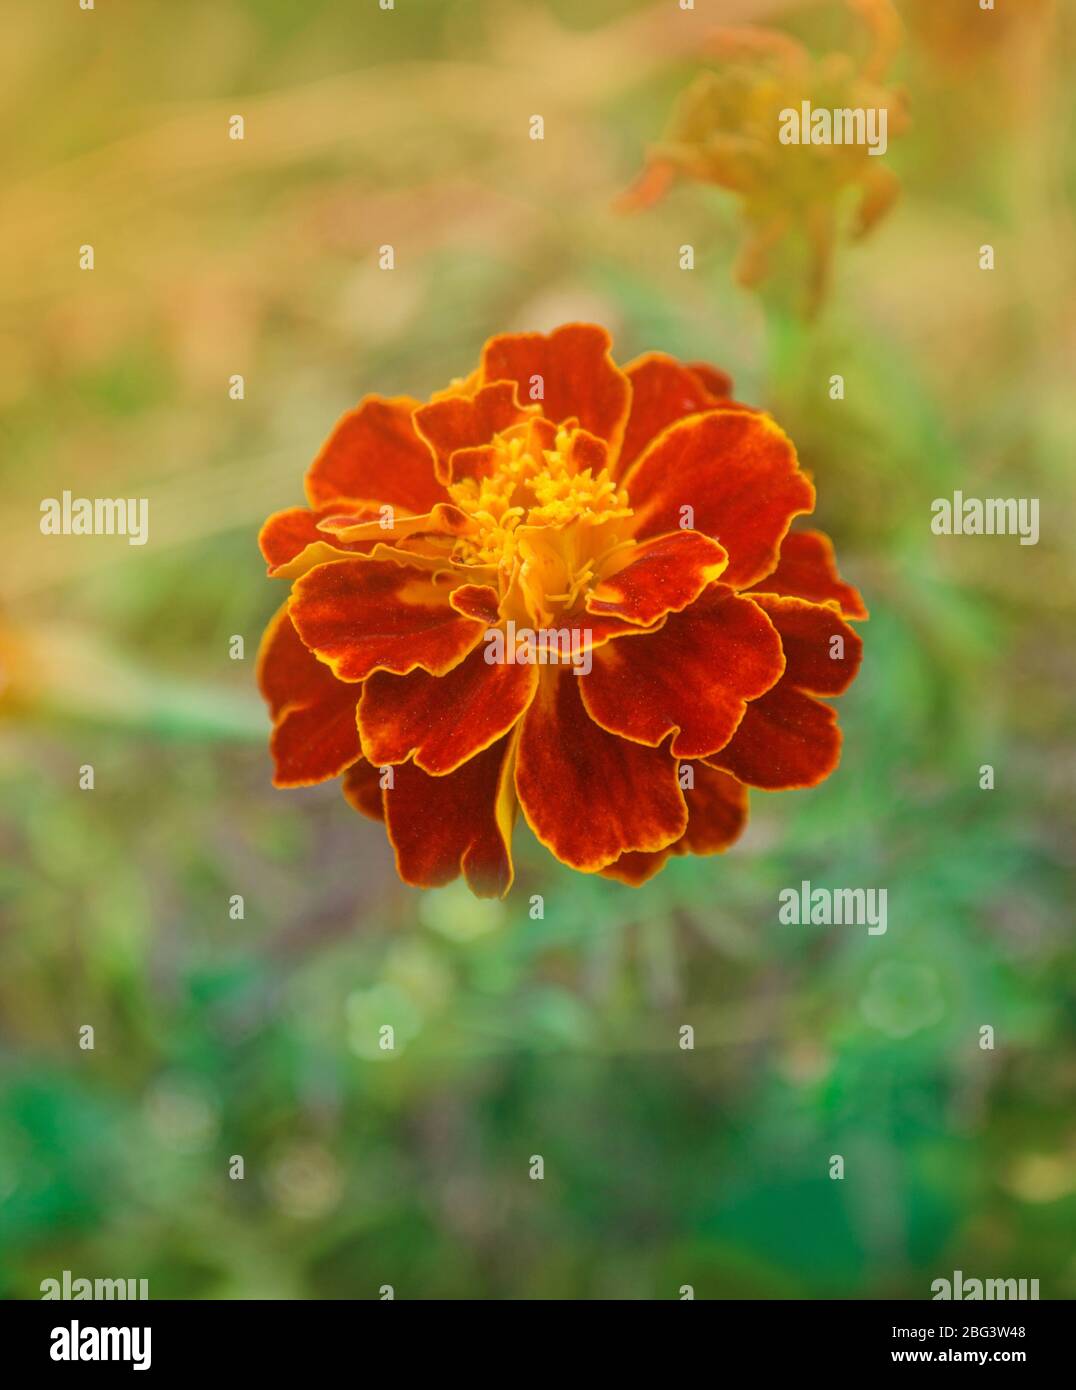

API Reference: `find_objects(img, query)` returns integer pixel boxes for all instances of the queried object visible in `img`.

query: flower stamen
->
[446,424,633,610]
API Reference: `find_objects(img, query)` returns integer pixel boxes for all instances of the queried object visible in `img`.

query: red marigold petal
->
[705,684,842,790]
[581,587,784,758]
[566,426,610,475]
[256,606,362,787]
[449,584,502,625]
[342,759,385,821]
[305,396,447,513]
[586,531,728,626]
[573,610,664,651]
[599,764,748,883]
[316,503,474,543]
[289,559,489,682]
[384,735,517,897]
[599,847,672,885]
[619,353,726,473]
[677,764,749,854]
[686,362,734,398]
[516,594,666,653]
[412,380,538,485]
[749,594,863,696]
[622,410,815,590]
[515,668,687,871]
[480,323,632,459]
[359,642,538,776]
[259,505,381,579]
[749,529,868,620]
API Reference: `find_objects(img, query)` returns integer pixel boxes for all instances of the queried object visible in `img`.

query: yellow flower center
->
[446,422,634,625]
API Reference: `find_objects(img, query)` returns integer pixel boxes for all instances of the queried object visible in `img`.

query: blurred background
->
[1,0,1073,1299]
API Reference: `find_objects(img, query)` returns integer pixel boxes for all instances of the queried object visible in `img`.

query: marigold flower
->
[258,323,865,896]
[620,0,909,315]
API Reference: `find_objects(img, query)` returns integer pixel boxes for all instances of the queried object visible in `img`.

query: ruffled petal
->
[305,396,447,513]
[513,539,669,648]
[586,531,728,627]
[599,847,672,885]
[359,640,538,775]
[687,362,734,397]
[383,735,517,897]
[342,759,386,821]
[705,683,841,790]
[315,503,474,544]
[259,504,381,579]
[748,528,868,619]
[256,606,362,787]
[480,323,632,460]
[448,583,502,623]
[581,586,784,757]
[704,595,860,789]
[748,594,863,695]
[289,558,490,682]
[619,353,735,474]
[412,380,539,484]
[566,608,665,652]
[515,668,687,871]
[600,765,748,883]
[622,409,815,590]
[677,764,749,853]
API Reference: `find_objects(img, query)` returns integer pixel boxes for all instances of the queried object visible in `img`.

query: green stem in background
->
[760,289,812,419]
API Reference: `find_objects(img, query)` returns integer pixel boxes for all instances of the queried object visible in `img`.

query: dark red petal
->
[480,323,632,459]
[586,531,729,626]
[412,380,538,484]
[623,409,815,590]
[384,736,517,897]
[600,764,748,883]
[581,586,784,757]
[749,594,863,696]
[449,584,502,625]
[359,642,538,775]
[749,529,868,620]
[259,504,380,578]
[515,667,687,871]
[342,759,386,821]
[305,396,447,513]
[687,362,734,397]
[705,684,842,790]
[256,606,362,787]
[619,352,730,474]
[599,847,672,885]
[289,559,490,682]
[677,764,749,854]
